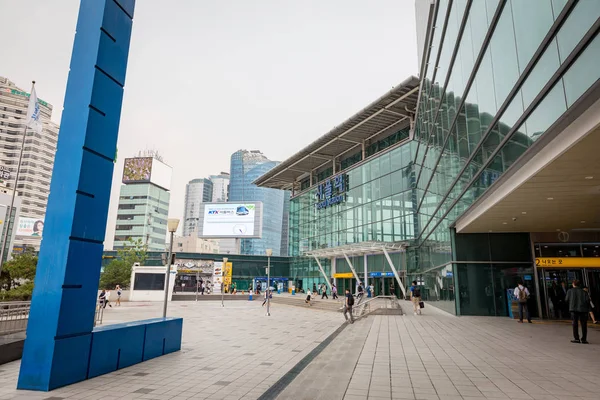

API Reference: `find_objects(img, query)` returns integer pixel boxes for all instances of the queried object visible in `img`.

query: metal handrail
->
[351,295,399,318]
[0,301,31,335]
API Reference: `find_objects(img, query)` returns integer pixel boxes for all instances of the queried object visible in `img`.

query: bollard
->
[292,287,296,296]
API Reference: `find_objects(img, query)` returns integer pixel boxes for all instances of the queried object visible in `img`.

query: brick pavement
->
[1,301,600,400]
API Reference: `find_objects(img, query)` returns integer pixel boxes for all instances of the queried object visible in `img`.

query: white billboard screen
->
[202,203,257,237]
[150,158,172,191]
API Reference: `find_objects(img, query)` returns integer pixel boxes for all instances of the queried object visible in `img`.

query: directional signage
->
[535,257,600,268]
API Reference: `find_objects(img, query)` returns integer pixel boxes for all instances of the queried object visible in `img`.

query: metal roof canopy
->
[254,75,420,190]
[305,241,408,258]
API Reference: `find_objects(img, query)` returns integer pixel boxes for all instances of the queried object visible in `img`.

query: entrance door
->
[586,270,600,322]
[542,269,583,319]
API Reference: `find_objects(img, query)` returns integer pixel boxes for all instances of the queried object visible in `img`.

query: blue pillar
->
[18,0,135,391]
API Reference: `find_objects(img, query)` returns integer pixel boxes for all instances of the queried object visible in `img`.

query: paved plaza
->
[0,300,599,400]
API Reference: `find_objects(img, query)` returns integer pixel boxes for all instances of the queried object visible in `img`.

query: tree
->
[0,251,38,300]
[99,238,147,289]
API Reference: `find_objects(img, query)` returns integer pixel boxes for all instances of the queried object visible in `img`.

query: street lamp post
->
[162,218,180,318]
[266,249,272,316]
[222,257,228,307]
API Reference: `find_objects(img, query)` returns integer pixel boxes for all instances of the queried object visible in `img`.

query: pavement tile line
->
[256,321,349,400]
[341,314,380,399]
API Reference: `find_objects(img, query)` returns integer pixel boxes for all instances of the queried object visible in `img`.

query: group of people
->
[515,279,595,343]
[98,285,123,309]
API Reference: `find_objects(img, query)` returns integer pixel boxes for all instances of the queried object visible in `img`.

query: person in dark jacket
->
[565,279,591,344]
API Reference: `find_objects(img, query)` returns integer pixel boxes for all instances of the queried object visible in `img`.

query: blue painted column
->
[18,0,135,391]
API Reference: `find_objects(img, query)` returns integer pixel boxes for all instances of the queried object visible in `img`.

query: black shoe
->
[571,339,581,343]
[582,340,589,344]
[528,321,532,323]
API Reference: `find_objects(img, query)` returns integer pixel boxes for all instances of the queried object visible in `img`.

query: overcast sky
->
[1,0,418,249]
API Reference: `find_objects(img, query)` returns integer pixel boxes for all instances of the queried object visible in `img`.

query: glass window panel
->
[556,0,600,63]
[551,0,568,19]
[370,158,380,182]
[380,174,392,199]
[380,152,391,176]
[390,146,403,171]
[525,81,567,141]
[510,0,554,73]
[489,4,519,108]
[521,39,561,109]
[563,33,600,107]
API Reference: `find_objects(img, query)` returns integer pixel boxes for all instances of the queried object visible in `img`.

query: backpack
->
[517,286,528,303]
[348,295,355,306]
[413,287,421,298]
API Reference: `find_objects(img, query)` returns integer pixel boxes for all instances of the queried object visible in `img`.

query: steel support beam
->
[382,247,406,298]
[312,256,333,291]
[342,252,361,284]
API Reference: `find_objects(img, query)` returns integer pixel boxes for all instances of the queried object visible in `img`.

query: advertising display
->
[122,157,152,183]
[121,157,172,191]
[202,203,259,237]
[16,216,44,237]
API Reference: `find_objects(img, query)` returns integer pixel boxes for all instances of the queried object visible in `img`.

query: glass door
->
[585,270,600,322]
[543,269,583,319]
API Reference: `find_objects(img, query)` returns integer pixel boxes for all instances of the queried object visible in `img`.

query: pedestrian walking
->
[332,284,338,300]
[262,289,270,306]
[305,290,312,306]
[356,282,365,305]
[410,281,422,315]
[343,289,354,324]
[321,284,328,299]
[99,289,106,309]
[514,281,531,323]
[115,285,122,306]
[566,280,591,344]
[313,282,317,295]
[369,283,374,297]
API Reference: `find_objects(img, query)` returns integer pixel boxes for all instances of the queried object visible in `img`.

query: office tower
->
[209,172,230,203]
[0,77,60,251]
[114,154,172,251]
[229,150,289,256]
[182,178,213,237]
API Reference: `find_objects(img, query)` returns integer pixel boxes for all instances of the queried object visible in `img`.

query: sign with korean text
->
[333,272,354,278]
[535,257,600,268]
[369,272,394,278]
[315,173,348,210]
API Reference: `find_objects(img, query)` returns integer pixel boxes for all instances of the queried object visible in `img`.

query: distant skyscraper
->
[229,150,289,256]
[209,172,229,203]
[182,178,213,237]
[114,154,172,251]
[0,77,60,252]
[0,78,59,218]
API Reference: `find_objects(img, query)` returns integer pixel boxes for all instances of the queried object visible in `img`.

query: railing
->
[0,301,30,335]
[352,295,401,318]
[0,300,104,335]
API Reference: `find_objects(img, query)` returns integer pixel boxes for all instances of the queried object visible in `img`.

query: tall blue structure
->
[229,150,289,256]
[18,0,182,391]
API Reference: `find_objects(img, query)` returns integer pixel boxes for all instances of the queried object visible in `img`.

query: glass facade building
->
[257,0,600,317]
[182,178,213,237]
[229,150,290,256]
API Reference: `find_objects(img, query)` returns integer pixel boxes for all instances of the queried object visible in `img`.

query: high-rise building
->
[229,150,289,256]
[182,178,213,237]
[209,172,229,203]
[0,77,59,251]
[114,154,172,251]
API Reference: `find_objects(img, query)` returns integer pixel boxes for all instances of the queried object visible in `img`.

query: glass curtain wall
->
[412,0,600,314]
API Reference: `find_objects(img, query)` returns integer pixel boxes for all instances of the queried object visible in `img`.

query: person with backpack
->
[321,284,328,299]
[332,284,338,300]
[410,281,422,315]
[514,281,531,323]
[343,289,354,323]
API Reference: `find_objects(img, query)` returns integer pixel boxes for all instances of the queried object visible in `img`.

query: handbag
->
[419,301,425,309]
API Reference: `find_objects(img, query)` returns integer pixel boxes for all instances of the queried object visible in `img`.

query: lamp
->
[266,249,272,316]
[162,218,180,318]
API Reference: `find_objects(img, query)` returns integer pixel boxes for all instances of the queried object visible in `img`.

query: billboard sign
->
[122,157,172,190]
[202,203,260,238]
[122,157,152,183]
[0,165,11,181]
[16,217,44,237]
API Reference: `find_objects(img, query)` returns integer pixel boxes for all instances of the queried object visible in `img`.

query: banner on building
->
[16,217,44,237]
